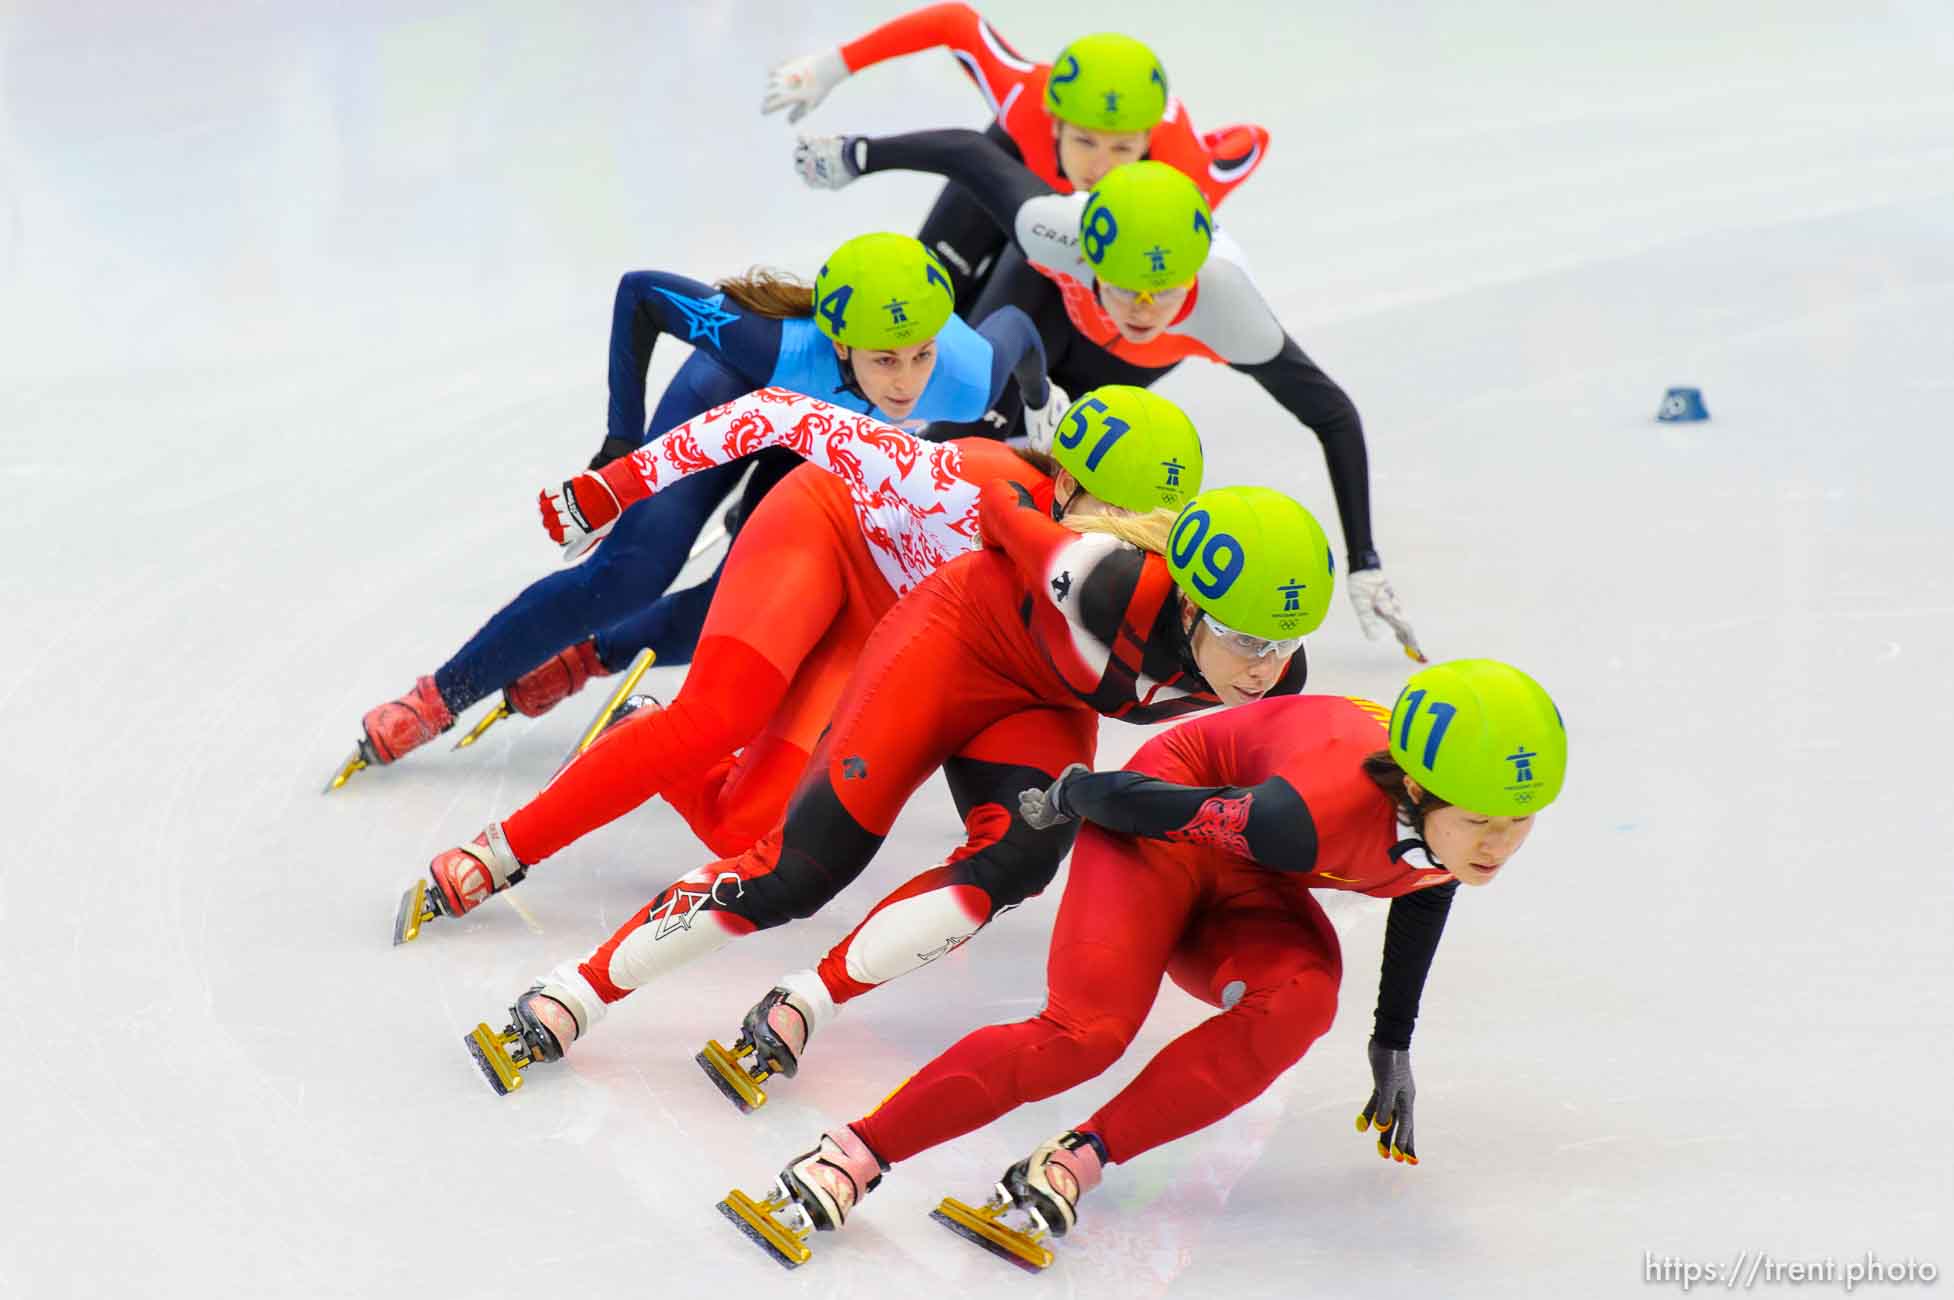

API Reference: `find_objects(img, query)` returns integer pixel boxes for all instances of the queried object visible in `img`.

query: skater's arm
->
[1372,880,1458,1050]
[841,4,1036,115]
[1044,769,1321,871]
[1232,333,1379,569]
[973,305,1051,407]
[594,389,951,511]
[856,130,1053,233]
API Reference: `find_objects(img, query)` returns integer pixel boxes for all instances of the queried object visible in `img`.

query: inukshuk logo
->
[1145,244,1168,272]
[1277,578,1305,613]
[1507,745,1537,783]
[1162,458,1183,487]
[883,297,908,324]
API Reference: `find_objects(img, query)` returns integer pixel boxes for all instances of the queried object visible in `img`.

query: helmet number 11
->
[1396,688,1457,768]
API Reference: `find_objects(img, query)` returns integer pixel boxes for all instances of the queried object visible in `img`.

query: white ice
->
[3,2,1951,1296]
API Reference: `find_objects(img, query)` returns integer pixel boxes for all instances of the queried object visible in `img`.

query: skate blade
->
[564,648,657,767]
[464,1023,526,1095]
[322,746,369,793]
[451,700,512,751]
[717,1189,811,1269]
[931,1197,1054,1272]
[696,1039,768,1113]
[392,878,438,946]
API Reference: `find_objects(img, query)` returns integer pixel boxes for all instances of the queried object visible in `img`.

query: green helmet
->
[1050,385,1203,512]
[1167,486,1334,640]
[1388,660,1567,817]
[1044,33,1170,134]
[813,232,955,351]
[1079,161,1214,294]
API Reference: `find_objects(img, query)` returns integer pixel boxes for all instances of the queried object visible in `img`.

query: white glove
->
[1347,566,1426,662]
[794,134,861,191]
[1018,763,1090,831]
[1019,382,1070,455]
[762,48,850,123]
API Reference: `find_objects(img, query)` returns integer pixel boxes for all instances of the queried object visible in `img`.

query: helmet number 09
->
[1396,688,1457,769]
[1170,508,1244,599]
[818,285,853,336]
[1056,397,1131,470]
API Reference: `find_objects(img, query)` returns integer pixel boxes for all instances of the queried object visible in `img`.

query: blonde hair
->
[1061,507,1178,555]
[716,268,815,319]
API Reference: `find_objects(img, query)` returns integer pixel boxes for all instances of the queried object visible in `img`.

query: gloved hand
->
[1355,1038,1419,1164]
[1017,763,1089,830]
[538,474,623,560]
[762,49,850,123]
[1347,567,1426,663]
[1019,382,1070,455]
[587,435,638,472]
[795,134,863,191]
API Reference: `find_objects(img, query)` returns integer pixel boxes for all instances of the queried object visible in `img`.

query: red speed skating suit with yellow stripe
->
[852,694,1459,1167]
[557,477,1307,1025]
[500,389,1053,865]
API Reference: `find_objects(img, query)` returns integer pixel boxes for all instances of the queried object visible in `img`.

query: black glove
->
[1355,1037,1419,1165]
[588,435,638,472]
[1017,763,1089,831]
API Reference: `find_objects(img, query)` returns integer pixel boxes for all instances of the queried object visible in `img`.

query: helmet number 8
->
[1056,397,1131,470]
[1082,196,1119,264]
[1169,508,1245,599]
[1396,688,1458,769]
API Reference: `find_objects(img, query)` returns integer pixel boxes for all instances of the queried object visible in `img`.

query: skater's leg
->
[592,445,807,667]
[1078,884,1343,1164]
[432,353,755,712]
[559,571,1007,1019]
[809,704,1099,1006]
[850,829,1198,1165]
[499,470,863,865]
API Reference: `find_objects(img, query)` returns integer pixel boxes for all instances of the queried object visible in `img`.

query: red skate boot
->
[325,676,455,791]
[505,640,610,718]
[391,823,526,945]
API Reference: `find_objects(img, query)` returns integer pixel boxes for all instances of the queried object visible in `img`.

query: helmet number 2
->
[1169,508,1245,599]
[818,285,853,336]
[1056,397,1131,470]
[1396,688,1457,768]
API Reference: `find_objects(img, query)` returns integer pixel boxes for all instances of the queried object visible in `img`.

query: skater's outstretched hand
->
[1356,1038,1419,1164]
[795,134,863,190]
[1018,763,1090,830]
[1019,382,1070,455]
[1347,567,1426,663]
[538,473,622,560]
[762,49,849,123]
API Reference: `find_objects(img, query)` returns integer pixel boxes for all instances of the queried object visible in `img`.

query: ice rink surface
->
[3,2,1951,1296]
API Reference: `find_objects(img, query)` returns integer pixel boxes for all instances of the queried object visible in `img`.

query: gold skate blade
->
[717,1189,812,1268]
[392,879,436,946]
[451,701,512,750]
[568,648,657,761]
[931,1197,1054,1271]
[696,1038,768,1113]
[464,1023,525,1095]
[322,747,368,793]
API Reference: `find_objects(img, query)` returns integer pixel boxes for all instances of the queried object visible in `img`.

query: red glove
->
[538,473,623,559]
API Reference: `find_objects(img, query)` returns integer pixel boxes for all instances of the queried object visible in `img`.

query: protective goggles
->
[1201,613,1304,661]
[1098,279,1193,309]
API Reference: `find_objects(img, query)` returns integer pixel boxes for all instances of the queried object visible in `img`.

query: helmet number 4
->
[1396,689,1458,768]
[818,285,854,336]
[1170,508,1245,599]
[1057,397,1131,470]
